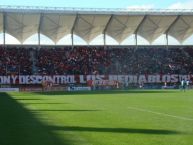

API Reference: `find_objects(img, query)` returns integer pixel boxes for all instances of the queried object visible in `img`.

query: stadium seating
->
[0,46,193,75]
[0,47,32,75]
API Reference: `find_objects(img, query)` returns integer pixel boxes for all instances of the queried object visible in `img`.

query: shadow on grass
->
[24,102,69,105]
[14,98,43,100]
[49,126,184,135]
[0,93,74,145]
[30,109,101,112]
[34,90,176,96]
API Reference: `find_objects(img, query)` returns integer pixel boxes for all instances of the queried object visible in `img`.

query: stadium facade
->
[0,6,193,91]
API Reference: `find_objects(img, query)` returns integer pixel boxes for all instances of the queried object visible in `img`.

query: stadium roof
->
[1,5,193,44]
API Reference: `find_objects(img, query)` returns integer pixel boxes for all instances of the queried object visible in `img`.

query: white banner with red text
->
[0,74,192,85]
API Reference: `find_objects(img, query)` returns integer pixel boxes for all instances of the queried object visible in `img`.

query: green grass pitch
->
[0,90,193,145]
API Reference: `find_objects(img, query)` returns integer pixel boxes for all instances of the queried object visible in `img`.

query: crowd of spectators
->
[0,47,32,75]
[35,47,111,75]
[109,47,193,75]
[0,46,193,75]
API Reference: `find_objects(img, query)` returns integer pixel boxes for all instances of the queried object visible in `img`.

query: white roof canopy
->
[137,15,177,43]
[168,16,193,43]
[40,14,76,43]
[5,13,40,43]
[1,6,193,44]
[106,15,144,43]
[74,14,111,42]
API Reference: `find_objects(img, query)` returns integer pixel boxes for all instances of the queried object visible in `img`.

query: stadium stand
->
[0,46,193,76]
[0,7,193,90]
[0,47,32,75]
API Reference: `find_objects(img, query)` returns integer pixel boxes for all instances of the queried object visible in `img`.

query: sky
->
[0,0,193,45]
[0,0,193,9]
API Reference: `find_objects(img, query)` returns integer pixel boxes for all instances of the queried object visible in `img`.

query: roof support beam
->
[3,13,6,46]
[166,33,169,48]
[71,14,78,48]
[135,33,138,47]
[134,15,147,46]
[134,15,147,35]
[165,15,181,35]
[103,15,113,46]
[164,15,181,45]
[38,13,43,46]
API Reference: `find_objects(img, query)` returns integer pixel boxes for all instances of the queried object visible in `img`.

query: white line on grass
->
[128,106,193,121]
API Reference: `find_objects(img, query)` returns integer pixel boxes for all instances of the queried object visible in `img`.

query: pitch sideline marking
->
[128,106,193,121]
